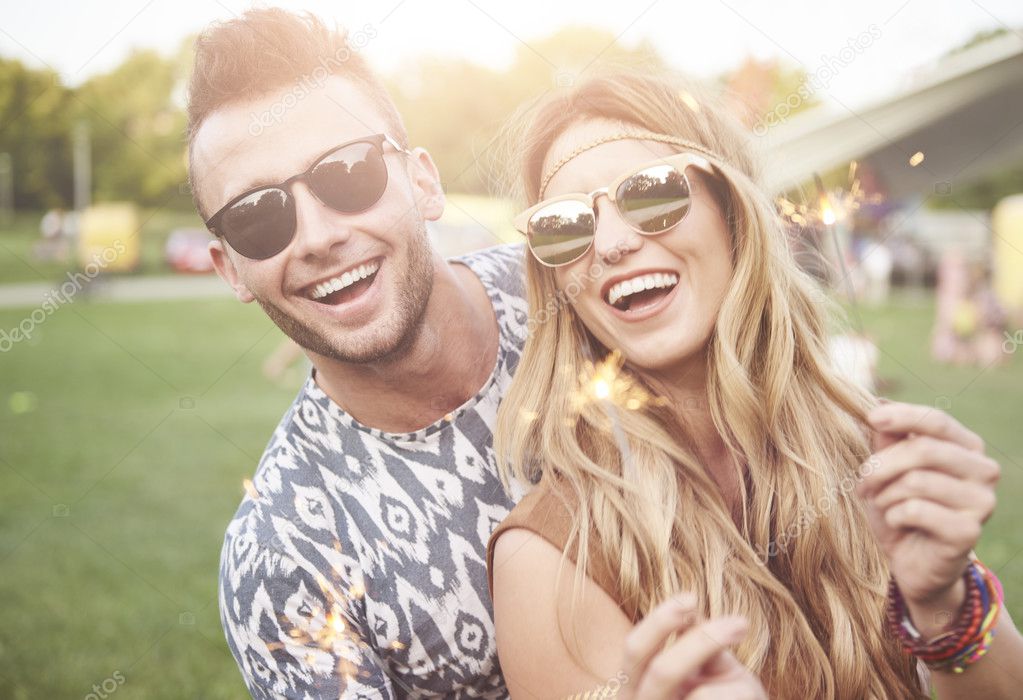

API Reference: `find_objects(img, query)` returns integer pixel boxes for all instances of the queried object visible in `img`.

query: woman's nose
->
[591,195,642,263]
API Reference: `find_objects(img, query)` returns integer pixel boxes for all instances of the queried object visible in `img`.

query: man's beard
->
[257,220,434,364]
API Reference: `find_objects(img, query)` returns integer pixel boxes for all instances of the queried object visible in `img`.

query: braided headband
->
[538,130,726,198]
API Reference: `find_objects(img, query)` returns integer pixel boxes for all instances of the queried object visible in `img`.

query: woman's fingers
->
[686,678,766,700]
[872,468,997,523]
[868,403,985,452]
[631,616,748,698]
[858,435,1000,497]
[620,594,701,677]
[883,498,982,549]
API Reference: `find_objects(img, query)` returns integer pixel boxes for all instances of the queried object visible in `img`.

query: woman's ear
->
[209,240,256,303]
[407,147,445,222]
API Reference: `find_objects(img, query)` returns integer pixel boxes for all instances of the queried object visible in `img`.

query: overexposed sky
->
[1,0,1022,109]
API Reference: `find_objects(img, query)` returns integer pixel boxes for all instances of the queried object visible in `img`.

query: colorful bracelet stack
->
[885,557,1004,673]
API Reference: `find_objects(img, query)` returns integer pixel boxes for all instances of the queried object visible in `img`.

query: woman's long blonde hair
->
[493,72,923,699]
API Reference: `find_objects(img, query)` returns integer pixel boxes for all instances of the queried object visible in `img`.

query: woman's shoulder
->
[485,478,636,696]
[486,478,578,592]
[486,477,638,621]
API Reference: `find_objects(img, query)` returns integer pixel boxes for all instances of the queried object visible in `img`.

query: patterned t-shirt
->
[219,243,530,699]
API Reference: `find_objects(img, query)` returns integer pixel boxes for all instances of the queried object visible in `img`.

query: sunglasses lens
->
[527,199,595,265]
[615,164,691,233]
[309,141,388,213]
[220,188,296,260]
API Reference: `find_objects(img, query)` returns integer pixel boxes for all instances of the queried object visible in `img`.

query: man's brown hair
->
[186,8,407,218]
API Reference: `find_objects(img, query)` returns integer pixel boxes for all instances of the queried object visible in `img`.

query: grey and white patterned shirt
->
[219,243,529,699]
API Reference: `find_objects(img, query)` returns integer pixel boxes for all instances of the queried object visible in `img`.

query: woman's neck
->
[645,360,742,517]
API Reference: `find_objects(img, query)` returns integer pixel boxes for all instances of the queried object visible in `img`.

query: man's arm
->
[220,541,396,699]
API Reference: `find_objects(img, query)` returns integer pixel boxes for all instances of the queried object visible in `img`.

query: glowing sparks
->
[518,409,538,423]
[776,160,884,229]
[679,90,701,113]
[570,350,666,416]
[242,478,260,500]
[819,195,837,225]
[909,151,925,167]
[276,566,404,693]
[326,610,346,635]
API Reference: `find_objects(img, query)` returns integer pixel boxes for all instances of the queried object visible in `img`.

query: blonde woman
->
[485,73,1022,699]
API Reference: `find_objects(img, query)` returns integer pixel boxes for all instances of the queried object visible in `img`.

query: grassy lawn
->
[0,297,295,699]
[0,291,1020,698]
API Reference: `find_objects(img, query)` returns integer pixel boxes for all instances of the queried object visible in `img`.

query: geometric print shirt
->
[218,243,530,698]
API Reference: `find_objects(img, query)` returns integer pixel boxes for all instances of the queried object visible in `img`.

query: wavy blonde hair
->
[493,71,923,699]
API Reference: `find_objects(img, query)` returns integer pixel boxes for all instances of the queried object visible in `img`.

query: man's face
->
[191,76,443,363]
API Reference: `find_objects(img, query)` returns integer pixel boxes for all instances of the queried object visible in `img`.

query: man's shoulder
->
[449,242,526,299]
[219,380,362,577]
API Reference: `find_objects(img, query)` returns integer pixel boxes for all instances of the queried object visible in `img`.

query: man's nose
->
[288,181,352,259]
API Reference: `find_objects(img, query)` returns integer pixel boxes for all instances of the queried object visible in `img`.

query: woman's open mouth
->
[604,271,679,315]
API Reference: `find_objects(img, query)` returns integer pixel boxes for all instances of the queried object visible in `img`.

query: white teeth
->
[309,260,380,300]
[607,272,679,307]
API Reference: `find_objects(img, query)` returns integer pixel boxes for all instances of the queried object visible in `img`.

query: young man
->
[187,9,528,698]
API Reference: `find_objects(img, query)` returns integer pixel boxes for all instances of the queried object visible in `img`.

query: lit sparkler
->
[775,161,884,229]
[267,540,406,697]
[569,349,667,416]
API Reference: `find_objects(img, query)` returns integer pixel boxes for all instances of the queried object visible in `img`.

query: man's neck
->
[307,254,499,434]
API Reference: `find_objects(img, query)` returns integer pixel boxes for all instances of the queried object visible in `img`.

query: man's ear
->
[209,239,255,303]
[407,147,445,222]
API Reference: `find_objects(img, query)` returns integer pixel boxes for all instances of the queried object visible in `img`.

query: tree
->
[385,26,668,195]
[73,47,190,209]
[0,58,74,210]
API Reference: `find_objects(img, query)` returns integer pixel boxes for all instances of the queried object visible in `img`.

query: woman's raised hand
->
[614,594,766,700]
[857,401,1000,633]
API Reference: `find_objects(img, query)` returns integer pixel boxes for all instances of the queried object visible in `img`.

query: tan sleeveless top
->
[486,478,643,623]
[488,481,934,697]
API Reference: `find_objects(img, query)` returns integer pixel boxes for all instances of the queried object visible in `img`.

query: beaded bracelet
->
[885,557,1004,673]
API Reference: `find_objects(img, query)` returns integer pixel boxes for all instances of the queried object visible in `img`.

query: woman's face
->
[541,120,735,376]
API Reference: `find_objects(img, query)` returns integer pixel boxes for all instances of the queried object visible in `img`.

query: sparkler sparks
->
[776,161,884,229]
[242,478,260,500]
[269,544,405,697]
[569,349,667,416]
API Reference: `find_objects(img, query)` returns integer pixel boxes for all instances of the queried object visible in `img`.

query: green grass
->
[0,291,1021,698]
[0,208,206,285]
[0,297,296,699]
[853,296,1023,613]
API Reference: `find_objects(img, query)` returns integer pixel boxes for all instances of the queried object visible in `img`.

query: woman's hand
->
[615,594,766,699]
[857,402,1000,634]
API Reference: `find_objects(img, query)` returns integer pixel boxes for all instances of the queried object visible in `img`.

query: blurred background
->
[2,1,1023,697]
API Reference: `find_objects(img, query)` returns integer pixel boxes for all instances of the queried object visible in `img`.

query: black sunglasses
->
[205,133,411,260]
